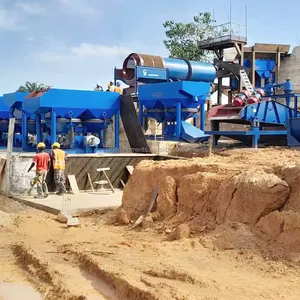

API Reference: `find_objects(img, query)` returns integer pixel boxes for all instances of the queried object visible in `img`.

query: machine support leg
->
[51,110,57,145]
[176,101,182,139]
[200,103,205,131]
[211,121,220,147]
[252,122,260,149]
[114,112,120,151]
[22,112,27,150]
[36,114,42,144]
[99,129,104,148]
[138,101,143,126]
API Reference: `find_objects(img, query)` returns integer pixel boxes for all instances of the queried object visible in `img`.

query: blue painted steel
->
[23,89,120,119]
[138,81,210,142]
[239,100,297,125]
[244,59,275,78]
[20,89,121,152]
[208,128,287,148]
[287,118,300,146]
[138,81,210,122]
[208,93,300,148]
[200,103,205,131]
[176,101,181,138]
[3,92,28,112]
[163,58,216,82]
[181,121,209,143]
[0,97,10,133]
[22,113,27,149]
[136,66,168,82]
[114,111,120,150]
[36,114,42,144]
[0,97,9,119]
[244,59,276,88]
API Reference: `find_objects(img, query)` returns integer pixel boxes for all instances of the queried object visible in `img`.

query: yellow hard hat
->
[37,142,46,149]
[52,142,60,148]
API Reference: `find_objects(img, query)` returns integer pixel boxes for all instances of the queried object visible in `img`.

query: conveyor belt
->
[120,95,151,153]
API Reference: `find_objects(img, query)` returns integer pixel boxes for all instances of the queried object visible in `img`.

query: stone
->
[215,170,290,226]
[170,224,190,241]
[156,176,177,218]
[116,208,130,225]
[142,215,154,228]
[150,212,161,221]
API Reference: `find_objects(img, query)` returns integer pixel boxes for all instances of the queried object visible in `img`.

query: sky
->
[0,0,299,95]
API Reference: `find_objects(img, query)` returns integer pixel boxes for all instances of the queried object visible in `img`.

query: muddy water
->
[0,281,42,300]
[80,270,117,300]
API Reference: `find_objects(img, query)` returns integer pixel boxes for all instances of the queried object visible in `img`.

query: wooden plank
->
[87,173,94,192]
[105,158,124,186]
[110,157,133,186]
[6,118,15,196]
[67,175,79,194]
[85,157,114,185]
[126,165,134,175]
[96,167,110,171]
[43,155,159,192]
[102,170,115,193]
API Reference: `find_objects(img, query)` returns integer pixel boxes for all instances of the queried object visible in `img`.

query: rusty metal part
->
[122,53,164,80]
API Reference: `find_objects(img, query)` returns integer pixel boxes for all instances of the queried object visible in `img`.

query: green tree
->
[17,81,49,93]
[163,12,226,62]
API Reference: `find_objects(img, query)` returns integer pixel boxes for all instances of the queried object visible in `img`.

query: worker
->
[27,142,50,199]
[94,83,103,91]
[106,81,115,92]
[114,81,123,94]
[50,142,68,195]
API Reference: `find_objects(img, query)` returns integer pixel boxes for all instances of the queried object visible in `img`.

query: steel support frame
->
[209,120,287,149]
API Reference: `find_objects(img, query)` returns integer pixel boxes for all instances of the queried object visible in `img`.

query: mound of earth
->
[119,149,300,261]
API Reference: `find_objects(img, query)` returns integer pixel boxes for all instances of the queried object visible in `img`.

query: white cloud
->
[33,41,132,63]
[0,9,20,30]
[16,3,45,15]
[56,0,99,17]
[71,43,132,57]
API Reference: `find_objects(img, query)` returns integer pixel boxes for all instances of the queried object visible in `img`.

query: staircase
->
[240,69,254,93]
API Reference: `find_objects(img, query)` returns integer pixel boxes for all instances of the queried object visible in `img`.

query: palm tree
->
[16,81,50,93]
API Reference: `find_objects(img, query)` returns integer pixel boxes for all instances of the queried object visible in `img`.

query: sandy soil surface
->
[1,148,300,299]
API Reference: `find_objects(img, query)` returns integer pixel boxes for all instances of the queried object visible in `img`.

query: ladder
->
[239,69,254,94]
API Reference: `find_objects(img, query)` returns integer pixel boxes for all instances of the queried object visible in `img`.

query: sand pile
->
[119,149,300,261]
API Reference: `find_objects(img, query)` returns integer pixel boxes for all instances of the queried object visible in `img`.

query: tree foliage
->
[17,81,50,93]
[163,12,226,62]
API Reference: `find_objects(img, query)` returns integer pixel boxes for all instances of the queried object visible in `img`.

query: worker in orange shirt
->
[50,142,68,195]
[27,142,50,199]
[114,81,123,94]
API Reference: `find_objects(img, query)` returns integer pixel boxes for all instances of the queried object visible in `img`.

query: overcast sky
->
[0,0,298,95]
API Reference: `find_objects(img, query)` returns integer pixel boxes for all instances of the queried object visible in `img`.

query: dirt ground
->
[1,148,300,300]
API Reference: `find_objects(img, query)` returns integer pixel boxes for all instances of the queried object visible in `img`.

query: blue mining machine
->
[20,88,121,153]
[0,96,11,146]
[207,79,300,148]
[115,53,216,143]
[0,89,120,153]
[2,92,36,147]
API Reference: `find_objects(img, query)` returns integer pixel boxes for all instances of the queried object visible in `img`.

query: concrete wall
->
[280,46,300,92]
